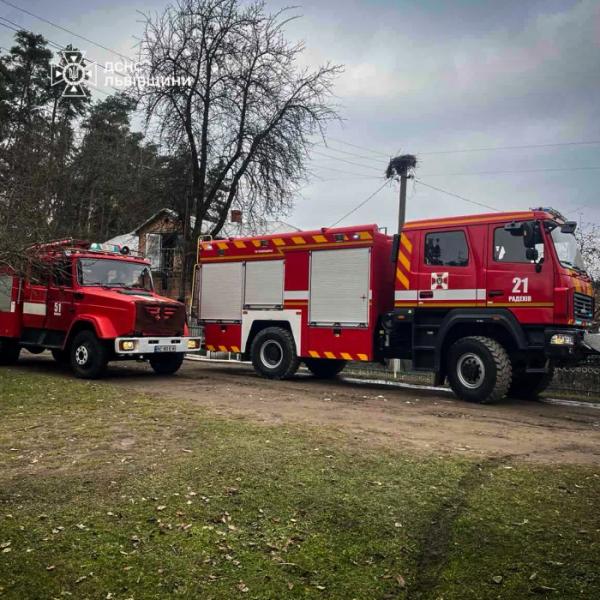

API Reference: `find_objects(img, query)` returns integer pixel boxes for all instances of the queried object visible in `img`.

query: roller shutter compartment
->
[200,262,243,321]
[244,260,284,308]
[309,248,370,326]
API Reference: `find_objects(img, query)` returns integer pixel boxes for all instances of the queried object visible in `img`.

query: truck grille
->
[573,292,594,321]
[135,302,186,335]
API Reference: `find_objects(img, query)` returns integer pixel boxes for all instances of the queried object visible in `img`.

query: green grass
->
[0,370,599,599]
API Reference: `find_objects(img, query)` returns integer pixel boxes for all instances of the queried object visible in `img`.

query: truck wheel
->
[149,353,184,375]
[0,338,21,365]
[70,331,108,379]
[51,349,69,365]
[447,336,512,404]
[304,358,347,379]
[251,327,300,380]
[508,367,554,400]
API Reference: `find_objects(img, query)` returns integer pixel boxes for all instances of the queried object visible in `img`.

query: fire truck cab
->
[0,240,202,378]
[194,208,599,403]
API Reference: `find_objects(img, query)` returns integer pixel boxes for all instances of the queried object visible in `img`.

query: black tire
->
[304,358,347,378]
[250,327,300,380]
[508,367,554,400]
[0,338,20,366]
[447,336,512,404]
[70,330,108,379]
[149,353,184,375]
[51,349,69,365]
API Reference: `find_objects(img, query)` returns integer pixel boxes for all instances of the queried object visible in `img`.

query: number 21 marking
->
[512,277,529,294]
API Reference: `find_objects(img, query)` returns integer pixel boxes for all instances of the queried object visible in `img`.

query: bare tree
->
[136,0,342,293]
[576,221,600,324]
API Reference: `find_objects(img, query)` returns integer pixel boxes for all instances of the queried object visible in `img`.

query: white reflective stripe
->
[10,301,15,313]
[283,290,309,300]
[395,290,418,301]
[476,289,487,300]
[23,302,46,316]
[421,289,482,301]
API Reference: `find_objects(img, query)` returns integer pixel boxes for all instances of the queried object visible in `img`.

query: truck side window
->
[494,225,544,263]
[54,261,72,287]
[29,261,50,286]
[424,231,469,267]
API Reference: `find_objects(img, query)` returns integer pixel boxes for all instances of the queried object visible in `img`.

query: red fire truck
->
[0,240,202,378]
[193,208,599,403]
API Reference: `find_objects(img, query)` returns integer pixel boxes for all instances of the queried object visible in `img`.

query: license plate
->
[154,345,177,353]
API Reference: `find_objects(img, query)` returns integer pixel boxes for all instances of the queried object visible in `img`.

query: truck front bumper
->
[544,328,598,363]
[114,336,203,356]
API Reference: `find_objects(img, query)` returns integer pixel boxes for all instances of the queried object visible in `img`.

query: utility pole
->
[385,154,417,234]
[397,164,408,233]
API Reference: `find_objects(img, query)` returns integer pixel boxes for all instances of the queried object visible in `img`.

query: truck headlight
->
[187,339,200,350]
[550,334,575,346]
[119,340,137,351]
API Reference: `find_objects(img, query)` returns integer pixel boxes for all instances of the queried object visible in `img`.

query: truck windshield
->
[549,225,586,272]
[78,258,154,291]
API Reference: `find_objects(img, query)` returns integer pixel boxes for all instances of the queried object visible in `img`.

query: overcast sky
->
[1,0,599,231]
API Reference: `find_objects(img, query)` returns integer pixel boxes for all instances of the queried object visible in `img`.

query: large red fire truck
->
[0,240,202,378]
[193,208,599,403]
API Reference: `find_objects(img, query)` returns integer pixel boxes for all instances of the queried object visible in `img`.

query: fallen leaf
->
[492,575,503,584]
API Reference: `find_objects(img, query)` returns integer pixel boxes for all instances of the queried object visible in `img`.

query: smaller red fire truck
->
[0,240,202,378]
[193,208,599,403]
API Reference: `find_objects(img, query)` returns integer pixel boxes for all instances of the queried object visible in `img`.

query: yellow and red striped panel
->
[396,233,413,290]
[206,344,241,353]
[307,350,369,361]
[199,230,375,257]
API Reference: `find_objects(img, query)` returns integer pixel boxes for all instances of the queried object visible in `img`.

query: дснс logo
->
[50,50,97,98]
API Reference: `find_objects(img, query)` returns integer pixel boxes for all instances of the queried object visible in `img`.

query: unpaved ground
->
[15,353,600,464]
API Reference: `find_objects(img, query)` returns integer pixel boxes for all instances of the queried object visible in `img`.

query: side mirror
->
[525,248,539,262]
[560,221,577,234]
[522,222,537,248]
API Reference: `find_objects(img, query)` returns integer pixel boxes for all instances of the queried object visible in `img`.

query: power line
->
[317,142,387,165]
[327,135,600,158]
[0,0,133,62]
[327,136,392,158]
[311,164,382,179]
[0,15,112,72]
[311,149,383,173]
[330,180,391,227]
[419,165,600,177]
[415,179,500,212]
[0,17,117,96]
[419,140,600,155]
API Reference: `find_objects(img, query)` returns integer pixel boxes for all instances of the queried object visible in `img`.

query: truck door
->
[486,221,554,324]
[22,260,50,330]
[0,273,21,338]
[418,228,483,307]
[45,259,75,332]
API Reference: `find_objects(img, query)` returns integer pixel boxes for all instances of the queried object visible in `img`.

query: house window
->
[146,233,162,269]
[424,231,469,267]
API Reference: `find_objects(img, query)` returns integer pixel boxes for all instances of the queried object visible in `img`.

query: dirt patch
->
[17,355,600,465]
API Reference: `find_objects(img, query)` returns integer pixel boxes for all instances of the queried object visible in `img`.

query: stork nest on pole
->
[385,154,418,179]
